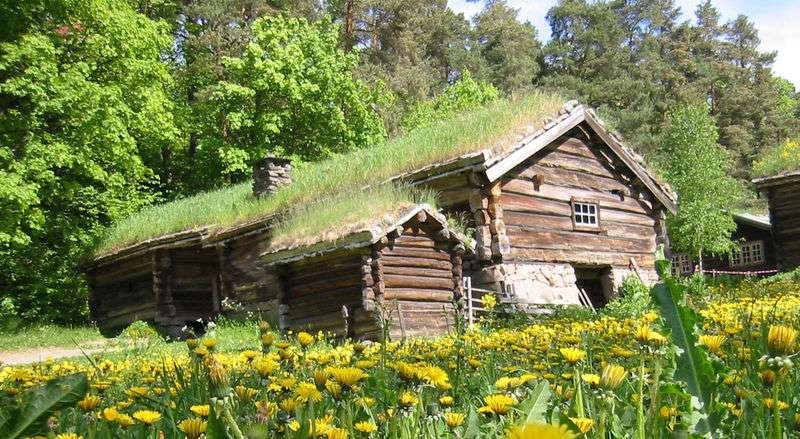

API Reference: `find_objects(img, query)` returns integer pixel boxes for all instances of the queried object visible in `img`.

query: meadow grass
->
[0,324,104,351]
[97,92,564,254]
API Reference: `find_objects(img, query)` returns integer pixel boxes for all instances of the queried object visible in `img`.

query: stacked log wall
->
[88,254,155,329]
[167,247,220,323]
[768,183,800,270]
[219,232,283,321]
[498,132,659,269]
[380,227,458,339]
[285,249,369,337]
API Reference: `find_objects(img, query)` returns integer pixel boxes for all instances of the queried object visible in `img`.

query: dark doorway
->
[573,266,612,308]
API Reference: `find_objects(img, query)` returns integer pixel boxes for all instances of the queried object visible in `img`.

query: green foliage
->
[402,70,499,130]
[0,324,103,351]
[471,0,541,94]
[656,104,740,262]
[0,0,177,322]
[98,93,564,252]
[0,373,89,438]
[602,275,652,319]
[199,15,386,178]
[752,138,800,177]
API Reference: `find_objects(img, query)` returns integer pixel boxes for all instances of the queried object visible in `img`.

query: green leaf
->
[518,380,551,424]
[0,373,88,439]
[651,281,718,434]
[464,406,481,439]
[205,403,229,439]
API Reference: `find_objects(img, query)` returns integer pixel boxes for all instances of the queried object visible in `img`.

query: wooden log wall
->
[497,131,659,268]
[379,222,458,339]
[165,247,219,324]
[767,183,800,270]
[218,232,283,320]
[88,254,155,329]
[284,249,369,337]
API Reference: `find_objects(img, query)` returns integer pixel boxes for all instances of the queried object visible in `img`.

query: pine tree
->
[471,0,541,94]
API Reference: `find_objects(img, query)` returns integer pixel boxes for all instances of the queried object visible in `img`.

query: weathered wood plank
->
[383,274,455,290]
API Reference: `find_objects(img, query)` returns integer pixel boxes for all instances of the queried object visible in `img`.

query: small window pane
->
[573,202,599,227]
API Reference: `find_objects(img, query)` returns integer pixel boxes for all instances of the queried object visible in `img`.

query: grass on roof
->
[269,184,437,250]
[97,92,564,254]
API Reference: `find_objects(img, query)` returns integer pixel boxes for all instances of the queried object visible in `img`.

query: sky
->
[448,0,800,88]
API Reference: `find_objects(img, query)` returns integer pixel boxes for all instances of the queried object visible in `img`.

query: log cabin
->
[260,205,466,340]
[86,99,677,336]
[670,213,777,277]
[400,101,677,308]
[754,171,800,272]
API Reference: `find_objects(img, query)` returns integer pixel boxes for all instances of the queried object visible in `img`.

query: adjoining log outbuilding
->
[84,230,220,336]
[754,171,800,271]
[260,205,467,340]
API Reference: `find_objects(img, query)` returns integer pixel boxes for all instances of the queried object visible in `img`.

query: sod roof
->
[94,92,675,260]
[95,92,565,256]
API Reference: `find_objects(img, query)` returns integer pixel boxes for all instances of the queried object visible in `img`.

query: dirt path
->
[0,340,116,366]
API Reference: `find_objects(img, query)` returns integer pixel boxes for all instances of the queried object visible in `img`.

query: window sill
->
[573,225,606,234]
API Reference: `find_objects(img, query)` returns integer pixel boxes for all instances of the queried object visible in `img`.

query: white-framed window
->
[731,241,765,267]
[671,253,694,276]
[572,201,599,227]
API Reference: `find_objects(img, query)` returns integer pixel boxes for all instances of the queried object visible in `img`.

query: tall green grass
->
[97,92,564,254]
[269,185,437,249]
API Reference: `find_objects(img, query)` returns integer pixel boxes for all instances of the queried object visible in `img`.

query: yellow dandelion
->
[178,418,208,439]
[354,421,378,433]
[581,373,600,387]
[115,414,135,427]
[505,422,576,439]
[439,396,454,406]
[477,394,516,415]
[400,391,419,407]
[600,364,626,390]
[326,427,349,439]
[569,417,594,433]
[77,394,101,411]
[190,404,210,417]
[297,331,315,347]
[330,367,368,388]
[132,410,162,425]
[295,382,323,403]
[444,412,465,428]
[559,347,586,364]
[699,334,727,354]
[767,325,797,356]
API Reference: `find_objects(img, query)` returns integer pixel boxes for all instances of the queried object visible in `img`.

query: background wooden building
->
[754,171,800,271]
[260,205,466,340]
[671,213,777,277]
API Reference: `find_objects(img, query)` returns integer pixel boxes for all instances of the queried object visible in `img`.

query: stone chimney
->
[253,154,292,198]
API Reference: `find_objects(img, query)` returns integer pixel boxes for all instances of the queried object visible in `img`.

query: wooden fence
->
[463,277,597,328]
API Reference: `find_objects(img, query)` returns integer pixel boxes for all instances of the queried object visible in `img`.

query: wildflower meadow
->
[2,272,800,439]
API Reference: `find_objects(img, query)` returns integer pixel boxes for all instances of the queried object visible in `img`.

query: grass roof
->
[96,92,564,255]
[269,184,437,250]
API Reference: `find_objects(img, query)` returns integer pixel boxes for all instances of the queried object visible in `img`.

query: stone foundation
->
[467,262,660,306]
